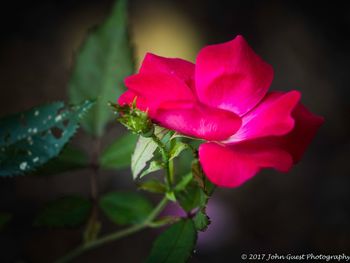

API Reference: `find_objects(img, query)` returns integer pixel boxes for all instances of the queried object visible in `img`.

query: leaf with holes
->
[131,126,168,180]
[99,133,138,170]
[34,196,92,227]
[69,0,134,136]
[0,100,93,177]
[145,219,197,263]
[99,191,153,225]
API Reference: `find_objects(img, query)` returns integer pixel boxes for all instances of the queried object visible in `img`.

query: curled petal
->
[195,35,273,116]
[276,103,324,163]
[124,72,195,112]
[199,142,293,188]
[140,53,195,87]
[156,102,241,141]
[226,91,301,143]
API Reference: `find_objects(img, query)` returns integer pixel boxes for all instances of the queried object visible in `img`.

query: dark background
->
[0,0,349,262]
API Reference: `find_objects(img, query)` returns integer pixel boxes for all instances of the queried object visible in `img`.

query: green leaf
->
[139,160,163,178]
[193,210,210,231]
[68,0,134,136]
[131,126,167,179]
[174,173,193,192]
[0,212,12,230]
[145,219,197,263]
[99,133,137,170]
[0,100,93,177]
[169,141,188,161]
[99,191,153,225]
[34,145,88,176]
[175,182,206,212]
[34,196,91,227]
[138,179,166,194]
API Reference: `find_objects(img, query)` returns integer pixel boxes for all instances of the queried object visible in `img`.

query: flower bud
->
[110,101,154,137]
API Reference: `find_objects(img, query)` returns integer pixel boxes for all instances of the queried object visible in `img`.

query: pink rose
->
[118,35,324,188]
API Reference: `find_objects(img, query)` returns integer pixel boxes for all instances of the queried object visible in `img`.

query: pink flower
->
[118,35,324,188]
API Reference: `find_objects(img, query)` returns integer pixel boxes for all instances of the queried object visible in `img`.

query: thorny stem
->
[54,197,169,263]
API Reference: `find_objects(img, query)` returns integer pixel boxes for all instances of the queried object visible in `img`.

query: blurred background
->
[0,0,349,262]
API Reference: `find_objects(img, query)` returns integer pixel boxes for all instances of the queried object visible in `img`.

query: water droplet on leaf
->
[19,162,28,170]
[55,115,62,122]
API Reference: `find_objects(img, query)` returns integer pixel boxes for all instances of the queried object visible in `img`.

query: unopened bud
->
[109,101,154,137]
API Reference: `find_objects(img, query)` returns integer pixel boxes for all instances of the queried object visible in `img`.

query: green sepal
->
[110,101,154,137]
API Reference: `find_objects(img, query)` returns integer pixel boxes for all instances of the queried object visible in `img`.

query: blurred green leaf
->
[0,212,12,231]
[0,100,93,177]
[131,127,167,180]
[99,133,137,170]
[34,145,88,176]
[193,210,210,231]
[99,191,153,225]
[145,219,197,263]
[34,196,91,227]
[138,179,166,194]
[69,0,134,136]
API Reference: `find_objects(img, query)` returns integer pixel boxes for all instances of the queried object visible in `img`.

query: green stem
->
[84,138,101,242]
[151,134,172,186]
[54,197,168,263]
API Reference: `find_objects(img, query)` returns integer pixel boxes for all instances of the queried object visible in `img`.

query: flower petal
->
[156,102,241,141]
[124,72,195,112]
[140,53,195,87]
[195,35,273,116]
[276,103,324,163]
[199,142,293,188]
[226,91,301,143]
